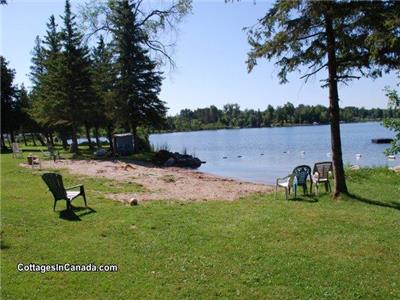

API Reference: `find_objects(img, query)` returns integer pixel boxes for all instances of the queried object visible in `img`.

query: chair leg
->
[285,188,288,200]
[53,200,57,211]
[66,200,72,210]
[81,186,87,206]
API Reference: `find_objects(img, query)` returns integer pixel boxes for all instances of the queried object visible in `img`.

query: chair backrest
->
[12,142,20,153]
[292,165,312,185]
[42,173,67,200]
[313,162,333,180]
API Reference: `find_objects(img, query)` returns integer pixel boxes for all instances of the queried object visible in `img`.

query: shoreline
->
[35,159,274,202]
[151,120,383,135]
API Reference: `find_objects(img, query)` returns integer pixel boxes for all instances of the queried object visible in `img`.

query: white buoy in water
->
[300,151,305,155]
[356,153,362,160]
[326,152,331,157]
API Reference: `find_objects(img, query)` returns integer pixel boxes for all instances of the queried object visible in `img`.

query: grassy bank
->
[1,153,399,299]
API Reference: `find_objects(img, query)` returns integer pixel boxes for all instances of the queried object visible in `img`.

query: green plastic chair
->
[275,165,312,200]
[292,165,312,196]
[42,173,87,211]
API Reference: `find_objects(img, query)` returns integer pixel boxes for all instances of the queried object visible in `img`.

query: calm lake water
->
[150,122,397,184]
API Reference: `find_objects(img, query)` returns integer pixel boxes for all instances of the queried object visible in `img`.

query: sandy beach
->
[36,159,274,203]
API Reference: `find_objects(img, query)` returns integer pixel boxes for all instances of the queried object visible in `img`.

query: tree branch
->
[300,63,328,82]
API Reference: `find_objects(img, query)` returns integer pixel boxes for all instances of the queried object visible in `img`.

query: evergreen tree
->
[15,84,40,146]
[91,35,116,149]
[60,0,95,153]
[383,78,400,155]
[30,15,65,145]
[245,0,400,196]
[109,0,166,151]
[1,56,17,148]
[30,36,45,88]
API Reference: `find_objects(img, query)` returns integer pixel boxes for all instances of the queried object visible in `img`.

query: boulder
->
[153,150,203,169]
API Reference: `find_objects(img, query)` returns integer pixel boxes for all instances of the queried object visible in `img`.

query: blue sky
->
[1,0,398,115]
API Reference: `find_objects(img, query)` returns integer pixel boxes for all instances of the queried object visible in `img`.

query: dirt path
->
[39,159,274,202]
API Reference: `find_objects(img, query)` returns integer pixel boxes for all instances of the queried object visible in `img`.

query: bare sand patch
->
[38,159,273,202]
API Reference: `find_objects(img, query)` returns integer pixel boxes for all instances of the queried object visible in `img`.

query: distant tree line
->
[165,102,396,132]
[1,0,190,153]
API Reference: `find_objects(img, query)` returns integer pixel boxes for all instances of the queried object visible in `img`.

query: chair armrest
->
[65,184,84,190]
[276,175,292,184]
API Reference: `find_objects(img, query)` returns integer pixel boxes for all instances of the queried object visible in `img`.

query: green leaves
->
[246,0,400,85]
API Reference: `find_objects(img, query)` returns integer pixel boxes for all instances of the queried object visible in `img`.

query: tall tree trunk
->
[22,132,28,146]
[94,125,101,148]
[49,131,54,147]
[35,133,46,146]
[10,131,15,143]
[59,130,69,150]
[31,133,37,146]
[70,126,79,154]
[85,123,94,150]
[107,124,114,154]
[61,137,69,150]
[325,14,348,197]
[131,124,138,153]
[1,132,7,150]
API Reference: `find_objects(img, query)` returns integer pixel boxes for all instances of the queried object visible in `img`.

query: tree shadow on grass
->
[59,206,96,221]
[288,194,319,203]
[348,193,400,211]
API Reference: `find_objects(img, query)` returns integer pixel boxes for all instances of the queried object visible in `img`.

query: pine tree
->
[60,0,95,153]
[1,56,17,148]
[246,0,400,197]
[91,35,116,149]
[30,15,66,145]
[30,36,45,88]
[109,0,166,151]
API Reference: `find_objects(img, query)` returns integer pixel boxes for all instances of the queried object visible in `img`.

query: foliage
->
[0,56,17,143]
[165,102,394,132]
[383,84,400,155]
[21,0,190,154]
[245,0,400,196]
[79,0,192,67]
[109,0,167,148]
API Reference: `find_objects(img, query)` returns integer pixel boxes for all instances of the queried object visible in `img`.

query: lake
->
[150,122,397,184]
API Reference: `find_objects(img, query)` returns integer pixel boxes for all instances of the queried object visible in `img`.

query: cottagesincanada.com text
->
[17,263,118,273]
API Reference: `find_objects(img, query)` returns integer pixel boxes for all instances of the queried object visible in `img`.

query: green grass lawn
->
[1,153,400,299]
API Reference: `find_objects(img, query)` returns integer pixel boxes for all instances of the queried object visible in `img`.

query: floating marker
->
[237,155,242,158]
[222,156,228,159]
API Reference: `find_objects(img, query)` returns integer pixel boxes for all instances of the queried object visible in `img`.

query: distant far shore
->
[152,119,383,135]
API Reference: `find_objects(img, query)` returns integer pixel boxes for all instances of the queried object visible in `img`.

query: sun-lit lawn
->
[1,152,399,299]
